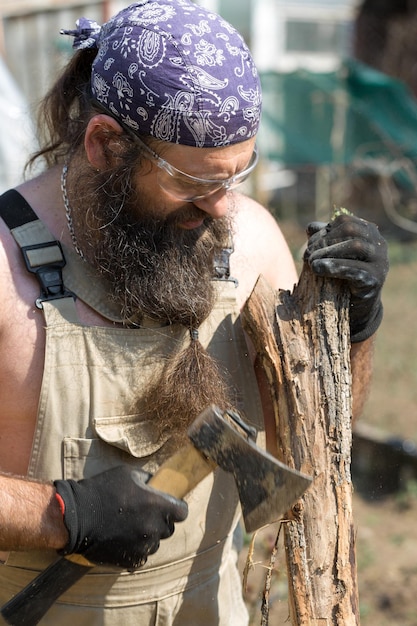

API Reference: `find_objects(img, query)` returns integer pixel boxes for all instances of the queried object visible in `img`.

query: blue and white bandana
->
[61,0,262,147]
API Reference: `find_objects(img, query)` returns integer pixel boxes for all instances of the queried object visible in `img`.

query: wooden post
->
[242,264,360,625]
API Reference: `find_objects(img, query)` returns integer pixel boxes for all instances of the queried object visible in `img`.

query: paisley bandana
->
[61,0,262,147]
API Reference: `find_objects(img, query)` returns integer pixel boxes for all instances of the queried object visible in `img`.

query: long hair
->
[28,49,97,168]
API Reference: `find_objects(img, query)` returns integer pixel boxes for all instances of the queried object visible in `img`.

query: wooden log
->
[242,263,360,625]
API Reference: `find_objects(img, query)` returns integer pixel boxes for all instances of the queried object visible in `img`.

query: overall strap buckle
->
[213,246,238,286]
[21,241,75,308]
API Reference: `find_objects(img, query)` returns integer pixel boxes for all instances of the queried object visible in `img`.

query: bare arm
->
[231,193,298,308]
[0,474,68,551]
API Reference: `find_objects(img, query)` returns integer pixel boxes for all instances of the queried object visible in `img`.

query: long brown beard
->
[67,161,236,441]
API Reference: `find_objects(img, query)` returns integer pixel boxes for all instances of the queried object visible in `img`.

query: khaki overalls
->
[0,192,265,625]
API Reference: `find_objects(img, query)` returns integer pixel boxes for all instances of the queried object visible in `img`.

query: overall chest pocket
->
[63,414,170,480]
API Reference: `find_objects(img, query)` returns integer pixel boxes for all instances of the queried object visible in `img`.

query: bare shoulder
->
[0,218,24,323]
[0,211,42,352]
[230,192,298,308]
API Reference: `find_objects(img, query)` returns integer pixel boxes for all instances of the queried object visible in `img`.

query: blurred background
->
[1,1,417,624]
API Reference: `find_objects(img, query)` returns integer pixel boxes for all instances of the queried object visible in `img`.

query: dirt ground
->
[239,232,417,625]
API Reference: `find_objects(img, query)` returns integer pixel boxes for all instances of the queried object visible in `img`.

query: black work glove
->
[303,214,389,343]
[54,465,188,569]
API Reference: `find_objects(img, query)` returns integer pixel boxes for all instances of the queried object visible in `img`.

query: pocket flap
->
[94,414,169,458]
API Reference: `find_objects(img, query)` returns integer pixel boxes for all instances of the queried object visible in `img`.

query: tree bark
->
[242,264,360,625]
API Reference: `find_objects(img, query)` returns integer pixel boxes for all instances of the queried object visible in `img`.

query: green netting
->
[259,58,417,167]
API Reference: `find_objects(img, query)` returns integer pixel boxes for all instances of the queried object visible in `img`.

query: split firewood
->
[242,262,360,625]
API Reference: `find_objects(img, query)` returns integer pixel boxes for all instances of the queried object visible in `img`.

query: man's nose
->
[192,189,229,219]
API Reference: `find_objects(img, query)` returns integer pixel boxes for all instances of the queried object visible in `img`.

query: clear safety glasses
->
[132,134,259,202]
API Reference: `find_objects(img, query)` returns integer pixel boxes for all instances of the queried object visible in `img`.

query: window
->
[286,19,351,55]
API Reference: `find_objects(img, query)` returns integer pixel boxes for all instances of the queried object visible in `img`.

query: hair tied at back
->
[60,17,101,51]
[190,328,199,342]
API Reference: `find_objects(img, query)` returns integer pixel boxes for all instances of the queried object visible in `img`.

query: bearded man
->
[0,2,388,624]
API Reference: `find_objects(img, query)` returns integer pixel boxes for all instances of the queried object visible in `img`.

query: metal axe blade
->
[187,405,312,532]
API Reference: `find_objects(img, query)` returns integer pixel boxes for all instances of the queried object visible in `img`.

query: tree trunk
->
[242,264,360,625]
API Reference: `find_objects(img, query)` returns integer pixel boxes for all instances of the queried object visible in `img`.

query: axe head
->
[187,405,312,533]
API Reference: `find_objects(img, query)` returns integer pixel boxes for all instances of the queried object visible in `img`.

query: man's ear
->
[84,114,125,170]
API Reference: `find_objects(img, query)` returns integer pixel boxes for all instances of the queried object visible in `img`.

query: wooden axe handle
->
[1,445,216,625]
[148,442,216,496]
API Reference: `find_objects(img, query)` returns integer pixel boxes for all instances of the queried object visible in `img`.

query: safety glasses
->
[132,134,258,202]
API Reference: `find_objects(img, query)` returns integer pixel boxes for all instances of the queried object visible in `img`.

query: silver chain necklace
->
[61,164,85,260]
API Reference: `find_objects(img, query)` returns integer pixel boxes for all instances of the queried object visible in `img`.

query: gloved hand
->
[303,214,389,343]
[54,465,188,569]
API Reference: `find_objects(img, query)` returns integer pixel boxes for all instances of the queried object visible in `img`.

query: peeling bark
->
[242,264,360,625]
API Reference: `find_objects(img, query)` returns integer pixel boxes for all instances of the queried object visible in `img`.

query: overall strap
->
[0,189,38,228]
[0,189,127,322]
[0,189,75,309]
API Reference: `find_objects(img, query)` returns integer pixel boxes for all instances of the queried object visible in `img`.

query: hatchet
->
[1,405,312,625]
